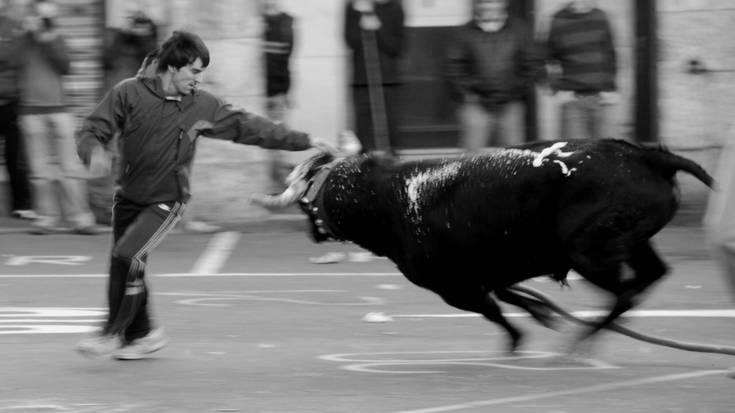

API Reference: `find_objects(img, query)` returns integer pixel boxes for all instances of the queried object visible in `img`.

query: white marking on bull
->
[532,142,574,167]
[405,162,461,220]
[553,160,577,177]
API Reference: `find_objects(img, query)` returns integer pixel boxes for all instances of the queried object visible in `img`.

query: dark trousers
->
[351,85,399,153]
[0,101,32,211]
[105,195,184,342]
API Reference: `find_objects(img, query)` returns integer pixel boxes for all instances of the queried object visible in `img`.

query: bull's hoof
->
[507,333,524,355]
[529,305,559,331]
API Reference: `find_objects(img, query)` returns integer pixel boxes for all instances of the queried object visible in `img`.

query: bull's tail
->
[642,146,714,188]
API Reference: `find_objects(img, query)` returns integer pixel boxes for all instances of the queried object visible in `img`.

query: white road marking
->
[391,369,728,413]
[392,309,735,319]
[189,231,240,275]
[0,307,105,335]
[320,350,617,374]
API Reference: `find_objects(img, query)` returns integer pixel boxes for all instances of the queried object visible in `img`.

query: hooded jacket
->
[77,75,311,205]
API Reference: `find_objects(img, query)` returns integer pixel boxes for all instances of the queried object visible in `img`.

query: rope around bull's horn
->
[508,284,735,356]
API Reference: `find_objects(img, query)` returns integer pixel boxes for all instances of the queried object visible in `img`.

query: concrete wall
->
[3,0,734,223]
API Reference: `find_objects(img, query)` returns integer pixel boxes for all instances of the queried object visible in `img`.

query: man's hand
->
[359,14,382,31]
[600,91,620,106]
[352,0,374,13]
[555,90,576,104]
[88,146,112,178]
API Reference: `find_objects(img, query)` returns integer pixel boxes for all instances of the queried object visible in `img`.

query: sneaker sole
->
[76,346,115,359]
[113,340,168,361]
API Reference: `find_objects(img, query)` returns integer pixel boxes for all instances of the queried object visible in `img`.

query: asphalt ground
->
[0,218,733,413]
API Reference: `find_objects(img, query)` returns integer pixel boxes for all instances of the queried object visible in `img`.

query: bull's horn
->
[250,184,304,209]
[338,130,362,155]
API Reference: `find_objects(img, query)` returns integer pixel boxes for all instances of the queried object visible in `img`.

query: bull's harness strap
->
[301,160,344,241]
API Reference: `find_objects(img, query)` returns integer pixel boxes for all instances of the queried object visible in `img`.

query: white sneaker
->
[114,328,168,360]
[76,333,121,358]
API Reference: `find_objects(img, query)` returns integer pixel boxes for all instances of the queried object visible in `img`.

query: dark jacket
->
[547,7,617,93]
[0,16,22,105]
[77,76,311,205]
[445,17,544,108]
[264,12,294,97]
[18,30,71,112]
[344,0,405,86]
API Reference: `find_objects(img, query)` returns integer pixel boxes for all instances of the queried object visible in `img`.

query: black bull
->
[253,139,713,352]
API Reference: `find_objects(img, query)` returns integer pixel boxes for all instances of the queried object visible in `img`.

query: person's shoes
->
[12,209,38,220]
[114,328,168,360]
[71,224,111,235]
[76,333,121,358]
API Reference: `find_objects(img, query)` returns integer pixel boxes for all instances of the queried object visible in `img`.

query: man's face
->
[475,0,508,23]
[171,58,205,96]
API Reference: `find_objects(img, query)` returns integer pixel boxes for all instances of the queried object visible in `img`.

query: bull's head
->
[250,131,362,211]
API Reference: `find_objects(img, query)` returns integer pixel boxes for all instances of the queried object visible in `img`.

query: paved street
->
[0,218,733,412]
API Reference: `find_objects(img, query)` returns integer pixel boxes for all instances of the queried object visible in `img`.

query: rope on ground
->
[508,284,735,357]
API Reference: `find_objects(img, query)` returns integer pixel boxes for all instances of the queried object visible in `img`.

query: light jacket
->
[77,75,311,205]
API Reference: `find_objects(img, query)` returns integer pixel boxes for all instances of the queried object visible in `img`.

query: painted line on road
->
[189,231,241,275]
[392,369,729,413]
[393,309,735,319]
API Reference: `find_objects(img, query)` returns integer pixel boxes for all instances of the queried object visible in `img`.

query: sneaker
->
[114,328,168,360]
[76,333,121,358]
[12,209,38,220]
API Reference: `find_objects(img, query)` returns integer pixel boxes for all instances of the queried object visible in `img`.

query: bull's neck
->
[323,162,394,256]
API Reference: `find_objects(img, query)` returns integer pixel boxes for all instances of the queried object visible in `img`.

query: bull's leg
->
[439,288,523,353]
[572,242,668,347]
[495,289,558,330]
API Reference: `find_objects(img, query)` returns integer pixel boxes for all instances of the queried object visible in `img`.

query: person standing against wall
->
[546,0,618,140]
[0,0,35,220]
[445,0,544,151]
[344,0,405,155]
[261,0,295,194]
[18,0,101,234]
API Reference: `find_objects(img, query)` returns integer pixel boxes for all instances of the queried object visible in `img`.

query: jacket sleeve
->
[76,86,125,164]
[201,99,311,151]
[344,3,362,51]
[374,4,405,57]
[444,26,474,101]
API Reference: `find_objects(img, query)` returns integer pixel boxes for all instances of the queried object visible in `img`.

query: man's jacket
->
[77,76,311,205]
[445,17,544,108]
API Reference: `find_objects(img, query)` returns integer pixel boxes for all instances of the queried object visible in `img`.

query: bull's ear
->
[337,130,362,156]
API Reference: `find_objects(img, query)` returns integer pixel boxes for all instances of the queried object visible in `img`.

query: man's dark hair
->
[156,30,210,72]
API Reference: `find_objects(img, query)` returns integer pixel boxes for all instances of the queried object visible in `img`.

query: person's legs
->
[265,93,290,193]
[0,101,33,215]
[106,199,185,342]
[77,197,183,358]
[560,98,586,140]
[352,86,375,153]
[590,95,615,139]
[494,101,525,147]
[49,112,97,229]
[459,102,491,152]
[20,113,61,230]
